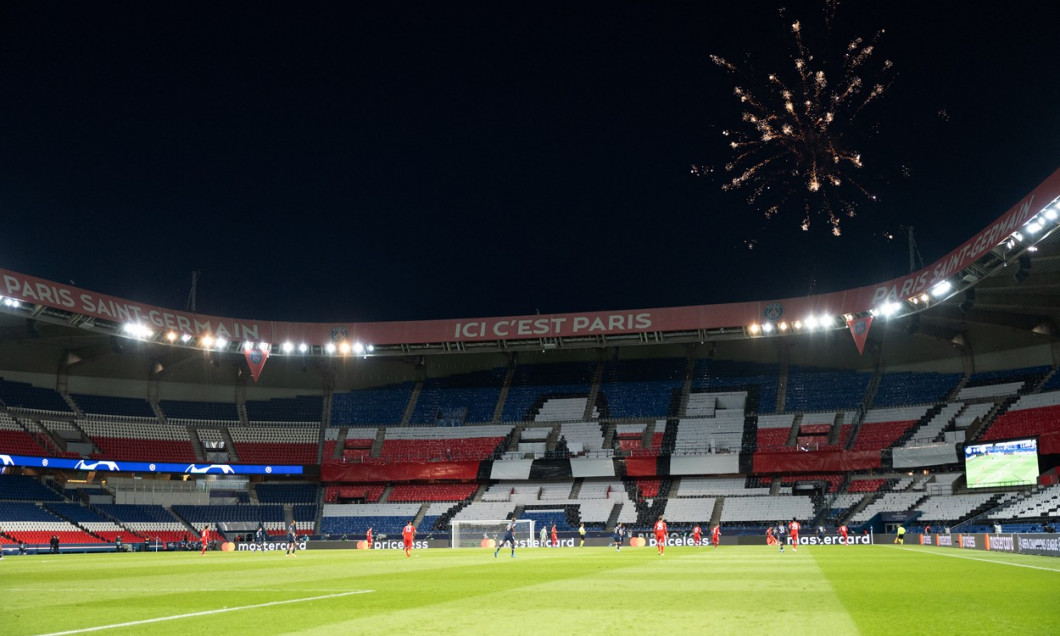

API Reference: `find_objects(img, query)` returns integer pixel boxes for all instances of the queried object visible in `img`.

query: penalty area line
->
[891,546,1060,572]
[32,589,375,636]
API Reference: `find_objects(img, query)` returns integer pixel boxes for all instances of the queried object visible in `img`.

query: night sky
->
[1,2,1058,324]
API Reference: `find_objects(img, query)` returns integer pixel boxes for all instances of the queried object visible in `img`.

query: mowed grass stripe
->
[816,545,1060,635]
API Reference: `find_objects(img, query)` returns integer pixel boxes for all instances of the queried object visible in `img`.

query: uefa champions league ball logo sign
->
[763,303,784,321]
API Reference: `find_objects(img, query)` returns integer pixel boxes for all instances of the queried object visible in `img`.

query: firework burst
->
[701,7,893,237]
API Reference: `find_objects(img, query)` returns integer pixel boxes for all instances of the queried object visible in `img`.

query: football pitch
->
[2,544,1058,635]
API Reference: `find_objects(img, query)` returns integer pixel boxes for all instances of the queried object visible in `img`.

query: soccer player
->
[402,520,416,557]
[494,517,517,558]
[789,517,801,552]
[366,526,373,549]
[578,522,586,547]
[692,523,702,546]
[839,524,849,545]
[613,523,624,551]
[895,525,906,545]
[711,523,721,549]
[200,525,210,555]
[551,523,558,548]
[539,524,548,547]
[776,522,786,553]
[286,521,298,557]
[816,525,825,541]
[255,524,266,552]
[765,525,776,547]
[653,515,668,555]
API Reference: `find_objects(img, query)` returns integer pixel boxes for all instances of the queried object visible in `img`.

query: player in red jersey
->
[200,525,210,555]
[692,524,702,546]
[789,518,801,552]
[839,524,849,545]
[711,523,721,549]
[653,515,668,555]
[551,523,558,548]
[765,525,776,546]
[402,521,416,558]
[366,526,373,549]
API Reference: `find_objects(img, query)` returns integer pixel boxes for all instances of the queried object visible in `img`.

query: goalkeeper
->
[494,517,519,558]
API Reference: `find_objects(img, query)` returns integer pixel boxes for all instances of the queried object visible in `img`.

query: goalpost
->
[450,519,535,549]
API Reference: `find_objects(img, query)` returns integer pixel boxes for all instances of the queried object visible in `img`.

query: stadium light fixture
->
[338,341,351,355]
[325,342,336,354]
[1026,219,1044,234]
[792,320,803,330]
[258,342,270,351]
[919,293,930,303]
[281,341,294,353]
[778,321,789,332]
[214,337,228,349]
[180,333,192,343]
[1046,206,1059,221]
[367,344,375,353]
[123,323,153,339]
[748,323,761,335]
[930,280,952,298]
[242,341,254,352]
[352,342,365,355]
[804,316,819,329]
[298,343,308,353]
[761,322,774,333]
[200,335,214,348]
[165,331,178,342]
[877,302,901,317]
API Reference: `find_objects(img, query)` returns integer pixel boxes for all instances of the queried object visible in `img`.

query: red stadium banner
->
[752,449,882,473]
[846,315,873,355]
[243,345,269,382]
[321,460,482,482]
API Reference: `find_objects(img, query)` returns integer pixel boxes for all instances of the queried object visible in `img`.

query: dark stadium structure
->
[2,168,1060,552]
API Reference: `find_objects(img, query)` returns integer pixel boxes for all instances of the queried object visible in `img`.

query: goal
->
[450,519,535,548]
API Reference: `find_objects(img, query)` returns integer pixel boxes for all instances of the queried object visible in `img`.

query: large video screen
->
[964,438,1039,488]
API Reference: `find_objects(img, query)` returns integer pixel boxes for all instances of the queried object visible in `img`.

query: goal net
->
[450,519,535,549]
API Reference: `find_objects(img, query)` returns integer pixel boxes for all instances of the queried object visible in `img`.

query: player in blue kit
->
[612,523,625,551]
[494,517,518,558]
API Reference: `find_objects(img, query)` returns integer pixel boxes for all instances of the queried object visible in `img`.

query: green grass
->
[2,544,1058,635]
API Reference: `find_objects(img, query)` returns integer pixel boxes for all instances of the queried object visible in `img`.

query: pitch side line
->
[33,589,375,636]
[891,546,1060,572]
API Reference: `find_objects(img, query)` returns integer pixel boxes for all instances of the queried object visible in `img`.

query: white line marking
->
[32,589,374,636]
[891,546,1060,572]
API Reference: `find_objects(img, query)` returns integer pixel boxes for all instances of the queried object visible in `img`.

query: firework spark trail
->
[700,5,893,238]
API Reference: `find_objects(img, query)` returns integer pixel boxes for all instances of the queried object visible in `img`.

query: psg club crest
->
[329,326,349,342]
[763,303,784,321]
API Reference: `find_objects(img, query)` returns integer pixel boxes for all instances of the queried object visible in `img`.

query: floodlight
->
[1026,219,1043,234]
[804,316,819,329]
[281,342,294,353]
[1046,206,1059,221]
[243,341,254,352]
[325,342,336,354]
[166,331,178,342]
[298,343,308,353]
[214,337,228,349]
[352,342,365,354]
[930,280,952,298]
[367,345,375,353]
[762,322,774,333]
[338,341,351,355]
[877,302,900,317]
[748,323,761,335]
[201,335,214,348]
[792,320,803,330]
[258,342,270,351]
[919,294,929,302]
[778,321,789,331]
[180,333,192,343]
